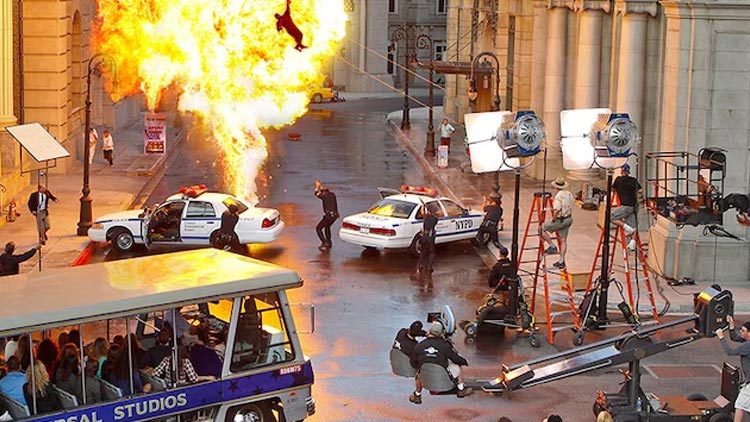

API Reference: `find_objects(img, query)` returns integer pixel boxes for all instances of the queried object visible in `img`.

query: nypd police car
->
[338,186,483,256]
[88,185,285,252]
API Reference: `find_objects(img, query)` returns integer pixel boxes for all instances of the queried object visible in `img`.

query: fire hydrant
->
[6,199,20,222]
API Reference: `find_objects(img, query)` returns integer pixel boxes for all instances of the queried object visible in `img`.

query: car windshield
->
[368,198,417,219]
[223,197,250,214]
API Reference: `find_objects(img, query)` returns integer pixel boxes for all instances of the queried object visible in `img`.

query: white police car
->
[88,185,285,252]
[338,185,483,256]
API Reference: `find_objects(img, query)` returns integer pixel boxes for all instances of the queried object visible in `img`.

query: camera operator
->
[476,247,515,327]
[409,321,473,404]
[393,321,426,360]
[715,315,750,421]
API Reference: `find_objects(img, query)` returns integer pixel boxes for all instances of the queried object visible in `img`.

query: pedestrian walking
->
[0,242,39,276]
[88,128,99,165]
[27,184,58,245]
[314,179,338,251]
[438,118,455,153]
[539,177,574,269]
[102,130,114,166]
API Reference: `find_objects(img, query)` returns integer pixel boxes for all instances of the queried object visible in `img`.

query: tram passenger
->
[23,361,62,414]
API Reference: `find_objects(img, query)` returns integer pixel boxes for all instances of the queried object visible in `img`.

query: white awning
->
[5,122,70,162]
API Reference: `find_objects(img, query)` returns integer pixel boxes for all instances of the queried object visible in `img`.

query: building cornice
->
[548,0,574,10]
[661,1,750,20]
[615,0,658,17]
[573,0,611,13]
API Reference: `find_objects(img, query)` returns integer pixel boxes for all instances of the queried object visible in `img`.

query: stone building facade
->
[444,0,750,283]
[0,0,140,210]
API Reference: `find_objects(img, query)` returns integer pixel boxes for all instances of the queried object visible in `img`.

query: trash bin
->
[437,145,449,168]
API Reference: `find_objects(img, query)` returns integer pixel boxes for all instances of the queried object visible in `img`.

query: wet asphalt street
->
[94,96,736,422]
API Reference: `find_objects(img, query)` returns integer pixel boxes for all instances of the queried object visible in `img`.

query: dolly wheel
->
[573,331,585,346]
[529,335,540,348]
[465,323,478,338]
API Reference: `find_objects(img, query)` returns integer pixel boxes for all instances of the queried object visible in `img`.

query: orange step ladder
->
[518,192,583,346]
[583,195,660,328]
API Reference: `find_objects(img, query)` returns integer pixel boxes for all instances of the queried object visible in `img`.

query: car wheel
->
[408,234,422,258]
[471,231,489,247]
[227,403,276,422]
[111,229,135,253]
[312,93,323,103]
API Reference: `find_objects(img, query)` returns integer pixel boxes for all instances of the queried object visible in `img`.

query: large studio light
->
[560,108,637,170]
[465,111,520,173]
[559,108,640,331]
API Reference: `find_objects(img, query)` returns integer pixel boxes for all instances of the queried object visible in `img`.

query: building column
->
[569,0,610,181]
[539,1,572,179]
[614,0,657,132]
[0,0,16,127]
[0,0,18,177]
[530,0,548,112]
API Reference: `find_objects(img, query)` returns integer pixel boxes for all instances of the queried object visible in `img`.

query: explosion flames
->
[93,0,346,203]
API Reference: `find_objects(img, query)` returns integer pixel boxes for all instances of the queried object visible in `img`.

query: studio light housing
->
[497,111,545,159]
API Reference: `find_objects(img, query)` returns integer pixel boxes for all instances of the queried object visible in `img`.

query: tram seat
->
[0,392,30,419]
[140,371,168,392]
[97,377,123,400]
[417,363,455,392]
[389,349,416,378]
[53,385,79,409]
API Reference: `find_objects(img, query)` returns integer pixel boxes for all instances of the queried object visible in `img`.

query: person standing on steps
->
[539,177,574,270]
[314,179,339,251]
[611,163,642,251]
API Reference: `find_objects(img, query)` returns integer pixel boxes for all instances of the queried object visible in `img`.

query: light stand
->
[595,168,615,325]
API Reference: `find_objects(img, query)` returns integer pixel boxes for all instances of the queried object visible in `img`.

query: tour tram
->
[0,249,314,422]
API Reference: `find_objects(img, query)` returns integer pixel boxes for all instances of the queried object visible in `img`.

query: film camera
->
[427,305,457,339]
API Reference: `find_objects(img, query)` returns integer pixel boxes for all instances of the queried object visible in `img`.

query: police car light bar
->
[464,111,521,173]
[179,184,208,198]
[400,185,439,197]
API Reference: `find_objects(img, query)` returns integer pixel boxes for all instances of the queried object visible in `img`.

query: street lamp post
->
[416,34,435,157]
[469,51,503,197]
[391,26,411,130]
[77,54,104,236]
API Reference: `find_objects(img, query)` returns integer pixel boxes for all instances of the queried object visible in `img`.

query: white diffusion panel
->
[464,111,520,173]
[559,108,611,170]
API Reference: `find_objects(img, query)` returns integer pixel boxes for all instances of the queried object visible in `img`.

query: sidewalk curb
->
[71,242,96,266]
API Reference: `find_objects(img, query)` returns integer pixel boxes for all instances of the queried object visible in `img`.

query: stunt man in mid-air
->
[275,0,308,51]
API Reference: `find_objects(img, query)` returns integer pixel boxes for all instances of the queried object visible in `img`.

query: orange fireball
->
[93,0,346,203]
